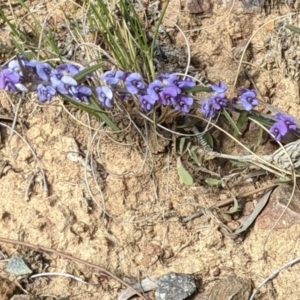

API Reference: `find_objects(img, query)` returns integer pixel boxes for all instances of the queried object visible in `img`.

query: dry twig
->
[250,257,300,300]
[0,236,149,300]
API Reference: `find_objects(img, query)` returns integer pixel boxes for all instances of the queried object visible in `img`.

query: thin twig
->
[249,257,300,300]
[0,121,49,196]
[165,17,191,77]
[8,92,23,143]
[233,13,300,88]
[0,236,149,300]
[181,183,278,223]
[24,171,36,201]
[31,272,95,285]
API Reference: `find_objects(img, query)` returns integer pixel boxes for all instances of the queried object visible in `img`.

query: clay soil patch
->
[1,1,300,300]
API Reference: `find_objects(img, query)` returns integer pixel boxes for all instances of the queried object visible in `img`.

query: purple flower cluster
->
[269,113,296,141]
[101,70,196,113]
[200,81,298,141]
[0,56,196,114]
[2,57,297,142]
[201,83,260,119]
[0,56,97,104]
[201,82,228,118]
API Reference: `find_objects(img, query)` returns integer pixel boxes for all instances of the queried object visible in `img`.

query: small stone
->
[241,0,265,9]
[256,185,300,229]
[232,0,265,14]
[155,272,197,300]
[6,256,32,276]
[212,267,221,277]
[205,276,252,300]
[185,0,212,14]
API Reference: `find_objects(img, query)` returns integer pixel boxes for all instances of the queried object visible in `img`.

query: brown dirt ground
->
[1,1,300,300]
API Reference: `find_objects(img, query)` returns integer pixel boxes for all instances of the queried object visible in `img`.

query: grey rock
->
[6,256,32,276]
[155,272,197,300]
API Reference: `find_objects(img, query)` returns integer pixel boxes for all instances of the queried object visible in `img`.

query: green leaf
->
[183,86,211,93]
[73,63,103,82]
[224,197,239,214]
[61,95,120,132]
[273,177,292,184]
[150,1,169,71]
[233,111,248,138]
[179,138,186,155]
[89,96,120,132]
[205,178,222,187]
[177,157,193,185]
[188,149,201,165]
[248,115,272,127]
[286,24,300,35]
[203,131,214,149]
[222,108,241,136]
[63,94,104,113]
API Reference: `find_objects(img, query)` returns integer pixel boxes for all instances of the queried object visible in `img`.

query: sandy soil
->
[1,1,300,299]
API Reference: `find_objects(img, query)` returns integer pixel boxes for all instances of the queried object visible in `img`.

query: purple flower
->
[172,95,193,113]
[69,85,91,102]
[139,94,156,111]
[8,59,27,73]
[210,94,228,110]
[56,63,82,76]
[37,84,56,102]
[274,113,296,131]
[36,62,53,82]
[50,70,77,94]
[25,59,38,68]
[159,86,179,105]
[8,57,37,76]
[124,72,145,94]
[209,81,227,94]
[147,80,164,101]
[201,98,217,118]
[157,73,172,81]
[0,69,20,92]
[239,88,258,111]
[157,73,181,91]
[96,86,113,108]
[165,74,179,86]
[101,70,125,85]
[269,113,297,141]
[177,77,196,89]
[269,121,288,141]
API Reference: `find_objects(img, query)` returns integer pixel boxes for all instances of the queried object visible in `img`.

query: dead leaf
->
[118,276,158,300]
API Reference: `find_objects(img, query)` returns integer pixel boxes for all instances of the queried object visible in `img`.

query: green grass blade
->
[286,24,300,35]
[184,86,211,93]
[248,115,272,127]
[62,94,120,131]
[62,94,105,113]
[73,63,103,82]
[150,1,169,62]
